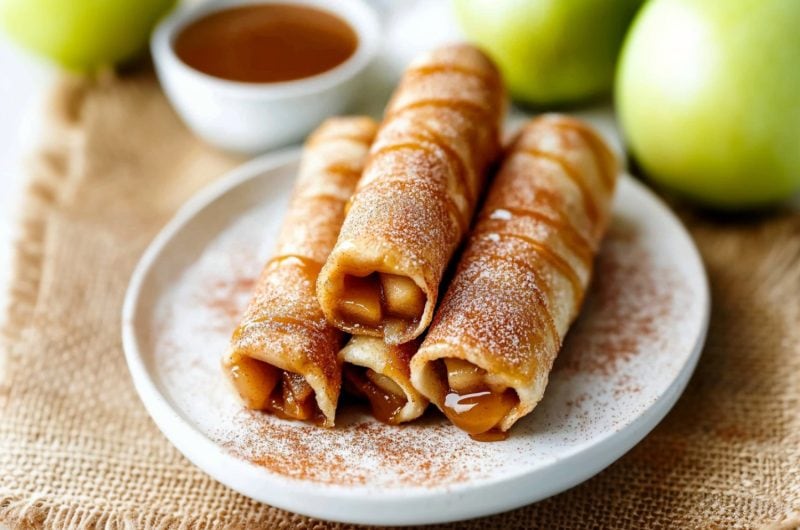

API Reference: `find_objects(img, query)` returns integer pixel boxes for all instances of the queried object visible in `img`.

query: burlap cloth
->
[1,70,799,530]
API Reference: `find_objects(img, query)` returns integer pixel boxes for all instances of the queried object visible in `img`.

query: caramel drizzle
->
[387,98,496,123]
[235,256,324,334]
[307,131,375,148]
[362,62,500,230]
[474,243,560,349]
[480,230,584,308]
[323,161,362,182]
[405,124,475,207]
[234,314,324,343]
[343,366,407,424]
[264,254,323,278]
[295,162,361,204]
[480,206,594,264]
[300,192,350,205]
[365,142,469,233]
[340,59,502,259]
[545,121,615,191]
[385,98,501,152]
[407,63,500,90]
[515,147,600,224]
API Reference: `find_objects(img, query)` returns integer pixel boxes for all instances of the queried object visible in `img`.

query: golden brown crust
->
[317,44,505,344]
[410,114,618,433]
[223,116,378,427]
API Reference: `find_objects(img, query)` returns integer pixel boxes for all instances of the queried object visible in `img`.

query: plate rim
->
[121,148,710,525]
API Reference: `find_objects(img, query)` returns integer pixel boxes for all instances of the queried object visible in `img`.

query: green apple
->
[454,0,643,106]
[0,0,176,72]
[616,0,800,208]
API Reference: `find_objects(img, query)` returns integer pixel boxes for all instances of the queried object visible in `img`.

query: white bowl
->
[151,0,380,154]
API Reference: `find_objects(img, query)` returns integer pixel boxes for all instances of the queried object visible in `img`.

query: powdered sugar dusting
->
[143,169,705,491]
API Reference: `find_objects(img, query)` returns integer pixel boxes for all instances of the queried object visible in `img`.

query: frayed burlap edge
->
[0,79,85,423]
[0,76,213,530]
[762,511,800,530]
[0,78,83,530]
[1,77,88,344]
[0,493,282,530]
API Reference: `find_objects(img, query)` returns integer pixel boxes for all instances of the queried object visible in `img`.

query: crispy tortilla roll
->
[316,44,505,344]
[223,117,378,427]
[410,115,618,440]
[340,336,428,424]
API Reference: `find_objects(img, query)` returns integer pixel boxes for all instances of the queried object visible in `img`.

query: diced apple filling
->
[270,371,317,421]
[440,358,518,439]
[344,365,407,424]
[338,272,426,331]
[339,274,383,327]
[366,368,405,398]
[380,273,425,319]
[225,354,279,410]
[225,355,321,423]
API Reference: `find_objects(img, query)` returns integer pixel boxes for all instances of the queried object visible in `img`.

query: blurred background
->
[1,0,799,319]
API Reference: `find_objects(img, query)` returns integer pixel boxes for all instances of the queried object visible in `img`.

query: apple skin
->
[616,0,800,209]
[0,0,176,72]
[454,0,643,106]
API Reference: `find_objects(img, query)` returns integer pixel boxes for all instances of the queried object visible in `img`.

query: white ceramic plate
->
[122,149,709,526]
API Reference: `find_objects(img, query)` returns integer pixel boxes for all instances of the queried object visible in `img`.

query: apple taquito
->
[410,115,618,440]
[223,116,378,427]
[316,44,505,345]
[339,336,427,424]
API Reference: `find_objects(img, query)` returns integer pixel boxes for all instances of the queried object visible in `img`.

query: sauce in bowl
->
[173,4,359,83]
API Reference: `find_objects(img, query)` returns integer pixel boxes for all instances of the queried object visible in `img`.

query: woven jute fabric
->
[1,71,799,530]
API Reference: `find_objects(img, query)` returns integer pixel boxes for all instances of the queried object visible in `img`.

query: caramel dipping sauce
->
[173,4,359,83]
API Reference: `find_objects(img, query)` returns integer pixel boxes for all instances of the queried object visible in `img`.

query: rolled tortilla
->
[410,114,618,440]
[223,117,378,427]
[339,336,428,424]
[316,43,505,345]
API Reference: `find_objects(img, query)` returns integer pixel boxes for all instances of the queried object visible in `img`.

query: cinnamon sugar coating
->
[317,44,506,345]
[224,117,378,426]
[411,114,618,434]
